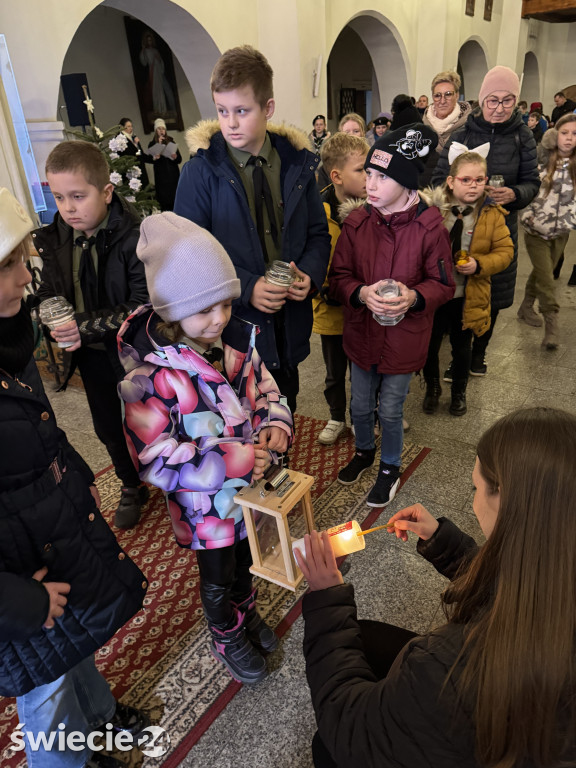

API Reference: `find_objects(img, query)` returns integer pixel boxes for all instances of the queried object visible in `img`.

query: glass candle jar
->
[38,297,76,348]
[265,260,296,287]
[373,278,404,326]
[489,174,505,188]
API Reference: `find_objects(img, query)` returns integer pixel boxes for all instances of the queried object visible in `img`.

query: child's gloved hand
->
[294,530,344,591]
[386,503,439,542]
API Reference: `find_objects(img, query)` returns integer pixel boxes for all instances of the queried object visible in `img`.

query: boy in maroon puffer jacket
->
[329,125,454,507]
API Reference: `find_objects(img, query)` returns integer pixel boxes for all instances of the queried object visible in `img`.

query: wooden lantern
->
[234,469,315,591]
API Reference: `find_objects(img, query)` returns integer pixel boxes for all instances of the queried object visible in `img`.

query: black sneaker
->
[86,755,125,768]
[470,356,487,377]
[114,485,150,529]
[442,363,453,383]
[337,449,375,485]
[366,463,401,508]
[108,701,150,737]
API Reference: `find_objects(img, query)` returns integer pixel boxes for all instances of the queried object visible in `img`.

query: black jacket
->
[32,192,148,376]
[145,139,181,211]
[118,133,150,188]
[303,519,483,768]
[0,356,147,696]
[551,99,576,126]
[432,108,540,310]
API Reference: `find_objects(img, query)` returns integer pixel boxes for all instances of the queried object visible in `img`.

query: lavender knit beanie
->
[137,212,241,322]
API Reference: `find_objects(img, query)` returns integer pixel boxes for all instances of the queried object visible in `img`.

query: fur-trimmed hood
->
[420,186,508,220]
[541,127,558,152]
[185,119,313,156]
[337,197,366,223]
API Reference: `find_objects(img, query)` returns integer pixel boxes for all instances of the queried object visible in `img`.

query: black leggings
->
[195,537,253,626]
[311,620,418,768]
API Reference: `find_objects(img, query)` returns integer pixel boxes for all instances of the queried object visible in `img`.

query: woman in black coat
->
[432,66,540,375]
[297,407,576,768]
[118,117,150,188]
[0,187,148,768]
[146,118,182,211]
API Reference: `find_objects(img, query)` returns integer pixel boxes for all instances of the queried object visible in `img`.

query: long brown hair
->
[444,407,576,767]
[541,113,576,198]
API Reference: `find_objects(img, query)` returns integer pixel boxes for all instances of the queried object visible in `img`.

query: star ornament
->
[392,129,432,160]
[83,97,94,113]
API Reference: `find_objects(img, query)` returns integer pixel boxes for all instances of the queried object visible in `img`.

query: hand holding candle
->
[386,503,439,542]
[293,530,344,591]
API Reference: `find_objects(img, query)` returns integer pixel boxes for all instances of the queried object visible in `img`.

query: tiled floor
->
[45,234,576,768]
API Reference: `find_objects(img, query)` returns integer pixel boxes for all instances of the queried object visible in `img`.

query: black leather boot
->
[449,378,467,417]
[422,378,442,414]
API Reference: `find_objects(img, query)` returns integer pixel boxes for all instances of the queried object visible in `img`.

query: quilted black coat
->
[0,356,147,697]
[302,518,484,768]
[432,108,540,310]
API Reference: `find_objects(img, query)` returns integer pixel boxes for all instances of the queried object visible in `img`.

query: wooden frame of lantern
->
[234,469,315,591]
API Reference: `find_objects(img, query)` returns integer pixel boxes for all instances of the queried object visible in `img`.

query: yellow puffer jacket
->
[312,200,344,335]
[421,188,514,336]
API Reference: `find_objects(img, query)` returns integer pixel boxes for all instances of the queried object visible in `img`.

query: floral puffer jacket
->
[118,306,293,550]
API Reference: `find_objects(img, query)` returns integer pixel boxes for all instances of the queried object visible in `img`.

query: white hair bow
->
[448,141,490,165]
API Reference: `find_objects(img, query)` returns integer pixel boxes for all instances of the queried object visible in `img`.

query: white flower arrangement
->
[109,152,119,160]
[109,171,123,186]
[128,178,142,192]
[108,134,128,153]
[125,195,136,203]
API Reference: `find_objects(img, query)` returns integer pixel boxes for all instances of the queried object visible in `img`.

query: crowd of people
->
[2,41,576,768]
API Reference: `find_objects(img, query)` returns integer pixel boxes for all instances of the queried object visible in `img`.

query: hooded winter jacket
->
[173,121,331,371]
[328,200,454,374]
[432,108,540,310]
[0,356,147,697]
[521,159,576,240]
[117,306,293,550]
[421,188,514,336]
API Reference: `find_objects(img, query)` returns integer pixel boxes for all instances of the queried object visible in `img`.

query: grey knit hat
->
[137,212,241,322]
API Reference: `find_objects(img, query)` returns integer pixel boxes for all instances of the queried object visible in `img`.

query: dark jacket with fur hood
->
[174,121,330,371]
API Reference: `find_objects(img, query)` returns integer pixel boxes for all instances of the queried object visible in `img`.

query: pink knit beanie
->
[478,66,520,105]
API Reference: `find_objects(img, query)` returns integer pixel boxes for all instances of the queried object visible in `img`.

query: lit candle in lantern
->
[292,520,366,559]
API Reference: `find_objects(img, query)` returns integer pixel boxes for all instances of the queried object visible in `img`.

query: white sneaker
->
[318,420,346,445]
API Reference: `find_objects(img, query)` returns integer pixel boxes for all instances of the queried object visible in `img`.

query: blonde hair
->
[338,113,366,134]
[431,71,461,94]
[156,319,186,344]
[210,45,273,108]
[320,132,369,175]
[445,151,487,205]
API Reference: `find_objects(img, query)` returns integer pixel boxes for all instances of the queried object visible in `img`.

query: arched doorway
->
[457,39,489,102]
[60,0,220,141]
[520,51,540,107]
[327,13,409,130]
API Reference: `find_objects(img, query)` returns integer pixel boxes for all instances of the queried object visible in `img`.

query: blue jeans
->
[16,655,116,768]
[350,363,412,467]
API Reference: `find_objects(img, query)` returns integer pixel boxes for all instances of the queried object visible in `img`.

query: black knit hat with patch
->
[365,123,438,190]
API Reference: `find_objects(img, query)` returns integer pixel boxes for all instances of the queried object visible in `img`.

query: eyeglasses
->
[432,91,456,101]
[454,176,488,186]
[484,96,516,110]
